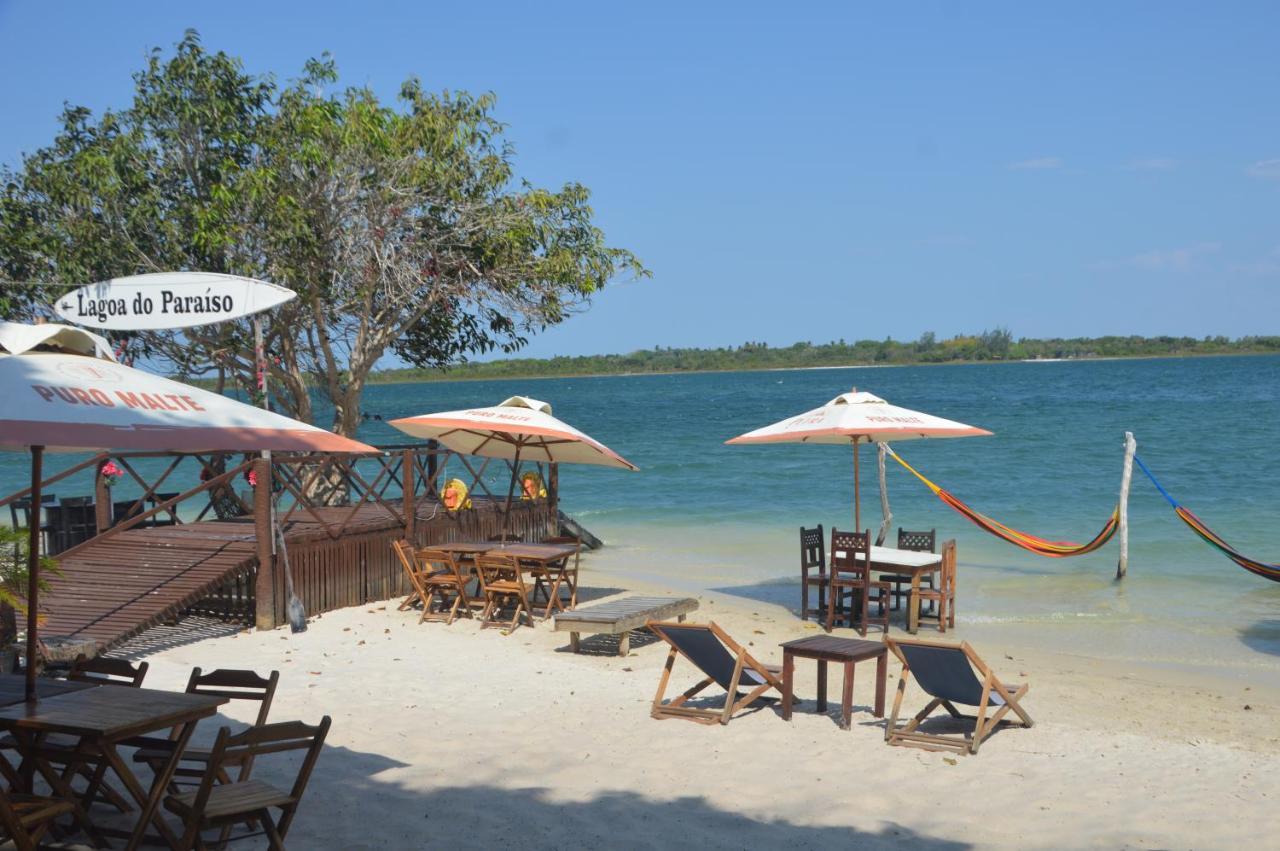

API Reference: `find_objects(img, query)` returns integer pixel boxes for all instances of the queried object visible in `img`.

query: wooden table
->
[780,636,887,730]
[554,596,698,655]
[862,546,942,633]
[0,685,227,850]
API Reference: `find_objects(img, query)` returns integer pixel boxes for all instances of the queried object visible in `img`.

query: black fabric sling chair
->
[647,621,788,725]
[884,637,1032,754]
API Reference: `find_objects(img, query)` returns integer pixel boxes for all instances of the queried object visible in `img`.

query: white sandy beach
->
[80,554,1280,851]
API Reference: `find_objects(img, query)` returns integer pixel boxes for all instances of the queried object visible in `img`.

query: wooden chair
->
[825,529,890,636]
[412,548,472,624]
[391,539,425,612]
[884,637,1032,754]
[132,668,280,788]
[916,539,957,632]
[475,552,535,634]
[486,533,523,543]
[885,527,935,612]
[27,654,150,814]
[540,535,582,610]
[647,621,786,725]
[798,524,826,621]
[164,716,331,851]
[0,790,76,851]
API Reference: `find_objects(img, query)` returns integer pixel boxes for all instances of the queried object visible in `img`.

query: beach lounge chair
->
[647,621,786,725]
[884,637,1032,754]
[164,716,331,850]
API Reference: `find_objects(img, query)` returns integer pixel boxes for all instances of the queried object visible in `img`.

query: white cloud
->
[1098,242,1221,272]
[1246,159,1280,179]
[1008,156,1063,170]
[1128,157,1177,170]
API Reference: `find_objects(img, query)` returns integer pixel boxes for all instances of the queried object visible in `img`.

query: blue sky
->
[1,1,1278,358]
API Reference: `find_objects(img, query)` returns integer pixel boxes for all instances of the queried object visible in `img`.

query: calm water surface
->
[4,355,1279,673]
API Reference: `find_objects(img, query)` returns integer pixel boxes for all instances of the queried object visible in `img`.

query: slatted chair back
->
[800,525,825,572]
[897,528,936,553]
[474,551,521,589]
[830,528,871,577]
[186,668,280,729]
[391,539,431,609]
[487,533,523,543]
[174,717,331,848]
[68,654,148,687]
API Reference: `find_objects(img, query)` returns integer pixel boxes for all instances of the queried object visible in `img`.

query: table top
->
[497,542,578,562]
[0,684,226,740]
[864,546,942,570]
[781,635,888,661]
[0,674,97,707]
[429,541,498,555]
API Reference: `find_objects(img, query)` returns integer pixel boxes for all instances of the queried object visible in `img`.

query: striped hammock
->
[887,447,1119,557]
[1134,456,1280,583]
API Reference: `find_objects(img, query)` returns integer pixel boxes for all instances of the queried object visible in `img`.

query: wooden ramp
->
[39,520,260,657]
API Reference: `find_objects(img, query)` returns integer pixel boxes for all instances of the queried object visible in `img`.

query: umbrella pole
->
[24,446,43,703]
[853,439,861,531]
[502,443,523,539]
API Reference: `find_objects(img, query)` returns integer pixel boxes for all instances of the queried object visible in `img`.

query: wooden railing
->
[1,444,562,630]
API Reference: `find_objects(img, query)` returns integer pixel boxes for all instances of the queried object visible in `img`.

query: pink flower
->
[100,461,123,479]
[247,470,258,487]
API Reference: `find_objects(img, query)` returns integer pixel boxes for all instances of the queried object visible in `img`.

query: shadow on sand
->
[1239,618,1280,656]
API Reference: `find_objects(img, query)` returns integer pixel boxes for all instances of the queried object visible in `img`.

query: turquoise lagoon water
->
[4,355,1279,673]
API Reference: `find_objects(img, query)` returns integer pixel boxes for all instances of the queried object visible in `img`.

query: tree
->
[0,31,647,436]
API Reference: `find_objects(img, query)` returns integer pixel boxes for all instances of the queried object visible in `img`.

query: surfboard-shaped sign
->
[52,272,297,331]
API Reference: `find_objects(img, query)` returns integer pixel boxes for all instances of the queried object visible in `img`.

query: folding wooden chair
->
[540,535,583,610]
[884,637,1033,754]
[475,552,536,634]
[12,654,150,814]
[164,716,331,851]
[391,539,425,612]
[132,668,280,786]
[916,539,957,632]
[0,790,76,851]
[647,621,786,725]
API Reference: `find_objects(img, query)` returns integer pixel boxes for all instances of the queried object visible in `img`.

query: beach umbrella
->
[0,321,377,701]
[726,388,991,530]
[388,396,637,530]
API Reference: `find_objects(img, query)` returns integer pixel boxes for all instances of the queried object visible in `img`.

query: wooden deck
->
[39,496,555,657]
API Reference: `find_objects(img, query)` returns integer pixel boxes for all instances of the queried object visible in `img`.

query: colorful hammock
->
[1134,456,1280,583]
[886,447,1119,557]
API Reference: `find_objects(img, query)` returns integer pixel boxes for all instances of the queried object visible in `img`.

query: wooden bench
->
[554,596,699,656]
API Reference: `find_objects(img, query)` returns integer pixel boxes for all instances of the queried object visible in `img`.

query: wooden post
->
[852,440,861,531]
[548,463,560,535]
[876,442,893,546]
[402,449,415,543]
[253,457,278,630]
[94,458,111,534]
[24,446,43,702]
[1115,431,1137,580]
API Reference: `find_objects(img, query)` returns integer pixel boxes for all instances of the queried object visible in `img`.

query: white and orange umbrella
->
[389,396,637,470]
[0,321,376,700]
[389,396,636,530]
[726,389,990,529]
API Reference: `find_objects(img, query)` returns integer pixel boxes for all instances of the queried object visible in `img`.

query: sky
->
[1,1,1278,359]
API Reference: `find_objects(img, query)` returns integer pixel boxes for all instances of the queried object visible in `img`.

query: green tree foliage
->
[0,31,646,435]
[368,333,1280,383]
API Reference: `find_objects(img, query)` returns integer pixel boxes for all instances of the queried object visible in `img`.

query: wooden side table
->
[780,635,887,730]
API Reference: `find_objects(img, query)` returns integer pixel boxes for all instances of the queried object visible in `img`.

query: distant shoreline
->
[366,349,1277,386]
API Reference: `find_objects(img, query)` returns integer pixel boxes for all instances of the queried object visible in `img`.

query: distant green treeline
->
[368,330,1280,383]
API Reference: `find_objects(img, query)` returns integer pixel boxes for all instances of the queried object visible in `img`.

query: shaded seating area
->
[884,637,1033,755]
[647,621,786,725]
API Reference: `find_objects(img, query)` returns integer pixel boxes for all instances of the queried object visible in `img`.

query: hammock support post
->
[1116,431,1136,580]
[876,442,893,546]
